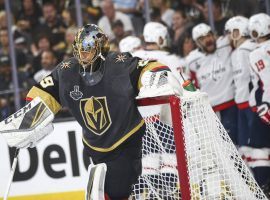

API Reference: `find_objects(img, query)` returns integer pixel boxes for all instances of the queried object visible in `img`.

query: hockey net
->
[131,91,267,200]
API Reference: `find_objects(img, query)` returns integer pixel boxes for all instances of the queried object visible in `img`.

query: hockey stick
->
[4,148,20,200]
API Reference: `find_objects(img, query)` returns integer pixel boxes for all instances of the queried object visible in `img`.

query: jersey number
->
[40,76,54,88]
[255,59,265,72]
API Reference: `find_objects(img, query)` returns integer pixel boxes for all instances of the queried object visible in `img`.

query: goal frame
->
[137,95,191,200]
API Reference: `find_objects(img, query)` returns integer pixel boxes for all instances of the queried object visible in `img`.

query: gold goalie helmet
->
[73,24,109,67]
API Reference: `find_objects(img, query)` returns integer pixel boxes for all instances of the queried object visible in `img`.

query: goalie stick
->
[4,148,20,200]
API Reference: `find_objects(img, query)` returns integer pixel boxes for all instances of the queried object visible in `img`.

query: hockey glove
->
[137,70,183,99]
[0,97,54,148]
[257,102,270,125]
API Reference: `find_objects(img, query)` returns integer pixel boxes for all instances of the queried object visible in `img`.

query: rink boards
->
[0,120,87,200]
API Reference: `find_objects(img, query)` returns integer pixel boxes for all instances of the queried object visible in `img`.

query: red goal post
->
[137,95,190,200]
[131,92,267,200]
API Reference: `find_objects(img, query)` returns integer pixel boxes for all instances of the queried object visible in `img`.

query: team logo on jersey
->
[61,61,71,69]
[80,96,112,135]
[70,85,83,100]
[115,54,127,63]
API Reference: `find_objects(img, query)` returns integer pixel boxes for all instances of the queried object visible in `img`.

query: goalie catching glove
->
[0,97,54,148]
[137,70,183,99]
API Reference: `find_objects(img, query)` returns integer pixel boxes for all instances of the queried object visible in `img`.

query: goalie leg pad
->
[85,163,107,200]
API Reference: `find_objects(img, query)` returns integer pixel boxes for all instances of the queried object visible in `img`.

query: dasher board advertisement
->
[0,120,90,200]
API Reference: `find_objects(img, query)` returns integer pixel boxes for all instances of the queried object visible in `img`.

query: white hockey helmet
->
[143,22,169,48]
[249,13,270,39]
[119,36,141,53]
[192,23,212,41]
[226,16,249,39]
[224,18,233,34]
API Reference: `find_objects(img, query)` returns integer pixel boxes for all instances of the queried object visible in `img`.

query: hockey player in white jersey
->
[184,48,204,88]
[187,23,238,144]
[227,16,257,151]
[248,13,270,187]
[133,22,189,82]
[130,22,185,197]
[249,13,270,126]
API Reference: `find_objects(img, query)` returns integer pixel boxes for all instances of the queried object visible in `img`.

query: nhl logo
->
[70,85,83,100]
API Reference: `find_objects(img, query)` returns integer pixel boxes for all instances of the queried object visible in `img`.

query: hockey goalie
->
[0,23,183,200]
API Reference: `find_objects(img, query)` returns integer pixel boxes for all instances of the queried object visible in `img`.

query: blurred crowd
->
[0,0,267,120]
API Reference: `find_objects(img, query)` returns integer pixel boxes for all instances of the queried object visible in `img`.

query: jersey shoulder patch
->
[107,52,132,63]
[57,57,78,70]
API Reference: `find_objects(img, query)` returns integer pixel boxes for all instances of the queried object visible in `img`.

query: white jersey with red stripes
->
[133,50,186,83]
[249,40,270,105]
[186,41,234,110]
[231,39,257,109]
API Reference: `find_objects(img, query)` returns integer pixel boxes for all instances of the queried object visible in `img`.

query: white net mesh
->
[131,92,267,200]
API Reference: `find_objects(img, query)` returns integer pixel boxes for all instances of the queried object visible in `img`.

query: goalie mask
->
[73,24,110,68]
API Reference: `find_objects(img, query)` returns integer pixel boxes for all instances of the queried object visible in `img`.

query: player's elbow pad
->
[0,97,55,148]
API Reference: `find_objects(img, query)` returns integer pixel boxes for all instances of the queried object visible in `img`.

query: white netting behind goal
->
[131,91,267,200]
